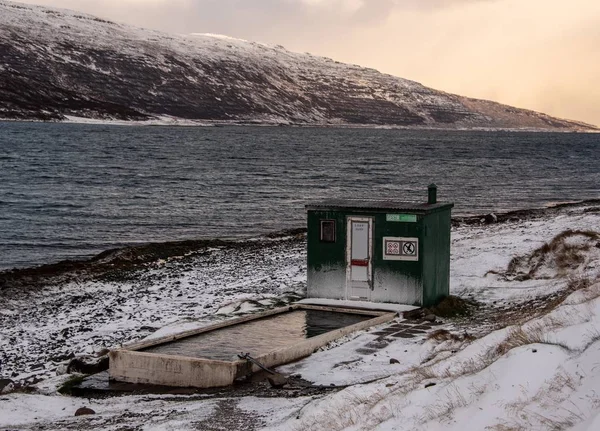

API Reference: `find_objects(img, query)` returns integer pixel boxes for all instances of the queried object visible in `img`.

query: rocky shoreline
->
[1,201,598,291]
[0,228,306,291]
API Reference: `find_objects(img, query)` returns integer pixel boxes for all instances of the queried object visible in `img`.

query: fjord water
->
[0,122,598,269]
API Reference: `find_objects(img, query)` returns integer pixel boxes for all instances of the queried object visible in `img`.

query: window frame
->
[320,219,336,243]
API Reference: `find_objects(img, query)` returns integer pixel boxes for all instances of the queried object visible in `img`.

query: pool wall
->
[109,304,396,388]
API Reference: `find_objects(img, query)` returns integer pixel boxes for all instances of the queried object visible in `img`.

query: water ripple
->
[0,123,598,269]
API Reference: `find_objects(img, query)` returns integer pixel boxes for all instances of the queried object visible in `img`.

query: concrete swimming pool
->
[109,304,396,388]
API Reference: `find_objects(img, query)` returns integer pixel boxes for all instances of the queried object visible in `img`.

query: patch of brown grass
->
[429,295,478,318]
[567,276,593,291]
[410,365,438,381]
[427,329,476,343]
[497,230,599,281]
[488,425,528,431]
[491,325,571,359]
[422,383,469,422]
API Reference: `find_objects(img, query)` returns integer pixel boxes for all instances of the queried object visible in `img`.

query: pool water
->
[143,309,371,361]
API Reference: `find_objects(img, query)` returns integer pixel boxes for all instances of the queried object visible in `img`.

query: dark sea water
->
[0,122,598,269]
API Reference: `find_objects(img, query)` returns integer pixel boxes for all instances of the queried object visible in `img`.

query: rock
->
[67,356,109,374]
[424,314,436,323]
[96,348,110,358]
[532,348,537,353]
[74,407,95,416]
[403,308,425,320]
[267,374,288,389]
[389,358,400,364]
[50,352,75,362]
[56,363,70,375]
[484,213,498,224]
[425,382,437,388]
[0,379,14,394]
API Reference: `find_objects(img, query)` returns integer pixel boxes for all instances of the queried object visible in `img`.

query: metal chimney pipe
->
[428,184,437,205]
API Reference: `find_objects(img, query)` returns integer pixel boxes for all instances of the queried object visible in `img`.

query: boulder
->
[95,348,110,357]
[389,358,400,364]
[75,407,95,416]
[484,213,498,224]
[0,379,14,394]
[267,374,288,389]
[67,356,109,374]
[402,308,425,320]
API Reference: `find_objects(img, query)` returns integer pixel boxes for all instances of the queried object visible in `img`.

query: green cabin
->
[306,185,453,307]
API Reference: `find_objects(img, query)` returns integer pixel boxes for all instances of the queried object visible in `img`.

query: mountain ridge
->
[0,0,596,131]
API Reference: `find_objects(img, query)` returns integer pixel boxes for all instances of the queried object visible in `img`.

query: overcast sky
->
[18,0,600,125]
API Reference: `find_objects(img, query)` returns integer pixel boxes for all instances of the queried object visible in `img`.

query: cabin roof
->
[306,199,454,213]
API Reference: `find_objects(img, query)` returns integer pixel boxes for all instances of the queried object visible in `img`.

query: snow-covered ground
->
[0,204,599,430]
[62,115,217,127]
[0,237,306,384]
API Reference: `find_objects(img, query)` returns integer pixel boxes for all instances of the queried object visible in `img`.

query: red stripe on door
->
[351,259,369,267]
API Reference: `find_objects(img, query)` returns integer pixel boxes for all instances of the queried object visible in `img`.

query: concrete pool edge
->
[109,304,397,388]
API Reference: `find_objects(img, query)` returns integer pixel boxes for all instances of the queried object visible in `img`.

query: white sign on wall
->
[383,237,419,261]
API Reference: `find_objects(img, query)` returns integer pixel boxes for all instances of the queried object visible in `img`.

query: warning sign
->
[386,240,401,255]
[402,242,416,256]
[383,237,419,261]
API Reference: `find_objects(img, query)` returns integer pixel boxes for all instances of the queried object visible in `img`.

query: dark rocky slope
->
[0,0,596,130]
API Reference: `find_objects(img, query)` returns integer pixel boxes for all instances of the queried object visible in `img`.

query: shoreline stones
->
[0,379,15,394]
[75,407,96,416]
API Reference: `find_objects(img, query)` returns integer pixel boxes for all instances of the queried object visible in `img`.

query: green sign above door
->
[386,214,417,223]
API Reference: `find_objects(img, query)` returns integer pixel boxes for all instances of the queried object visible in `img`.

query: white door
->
[346,217,373,300]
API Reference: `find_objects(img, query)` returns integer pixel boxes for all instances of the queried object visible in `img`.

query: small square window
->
[320,220,336,243]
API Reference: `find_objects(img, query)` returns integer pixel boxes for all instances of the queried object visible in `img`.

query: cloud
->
[379,0,600,125]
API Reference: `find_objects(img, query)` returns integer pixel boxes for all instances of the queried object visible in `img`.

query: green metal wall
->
[371,211,423,306]
[420,210,452,307]
[307,210,347,299]
[307,207,451,307]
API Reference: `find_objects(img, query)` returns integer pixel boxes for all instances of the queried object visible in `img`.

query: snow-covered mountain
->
[0,0,596,130]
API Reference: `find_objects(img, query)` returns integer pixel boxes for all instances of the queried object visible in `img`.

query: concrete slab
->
[391,333,414,338]
[296,298,418,314]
